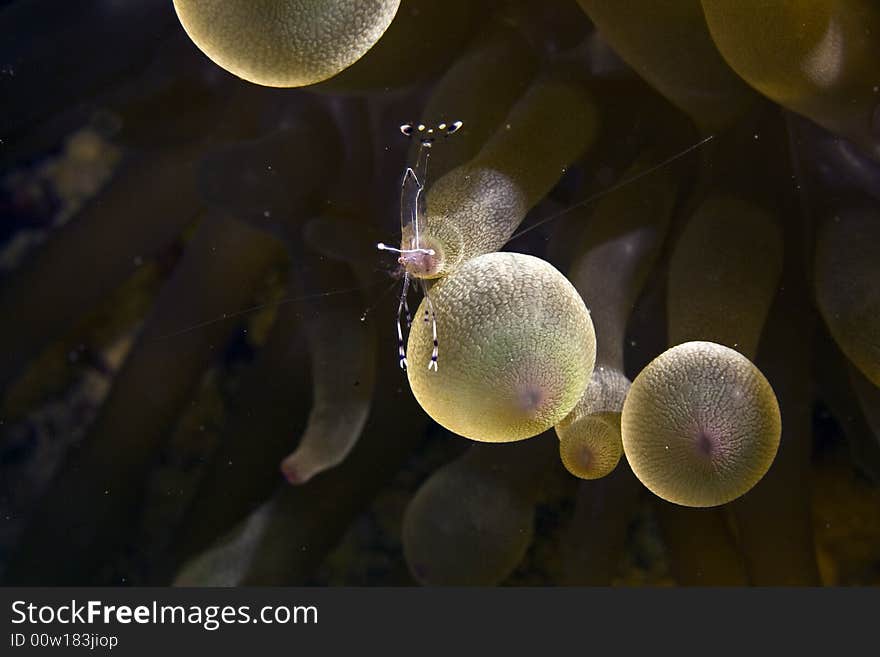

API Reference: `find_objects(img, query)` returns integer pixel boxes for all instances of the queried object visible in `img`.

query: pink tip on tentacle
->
[280,454,310,486]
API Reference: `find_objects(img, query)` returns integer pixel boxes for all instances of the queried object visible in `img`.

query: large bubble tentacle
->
[622,341,782,508]
[815,205,880,388]
[173,0,401,88]
[402,437,558,586]
[406,252,596,443]
[702,0,880,160]
[576,0,759,132]
[621,195,785,508]
[280,246,377,486]
[555,152,679,481]
[412,76,601,278]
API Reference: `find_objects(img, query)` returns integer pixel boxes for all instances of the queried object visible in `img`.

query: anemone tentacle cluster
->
[4,0,878,589]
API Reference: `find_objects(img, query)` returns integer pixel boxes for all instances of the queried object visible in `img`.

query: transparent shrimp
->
[377,120,462,372]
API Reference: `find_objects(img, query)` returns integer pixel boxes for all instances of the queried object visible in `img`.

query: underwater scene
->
[1,0,879,587]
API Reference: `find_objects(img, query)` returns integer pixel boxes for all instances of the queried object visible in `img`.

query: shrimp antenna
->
[379,120,463,371]
[506,134,715,243]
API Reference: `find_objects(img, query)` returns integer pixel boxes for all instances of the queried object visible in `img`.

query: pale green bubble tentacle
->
[402,439,556,585]
[576,0,758,132]
[702,0,880,159]
[621,341,781,507]
[815,205,880,387]
[406,77,600,279]
[406,252,596,443]
[850,365,880,447]
[556,383,628,480]
[621,196,784,507]
[173,0,401,87]
[667,195,783,358]
[280,254,377,485]
[174,500,274,587]
[554,154,679,480]
[406,23,540,180]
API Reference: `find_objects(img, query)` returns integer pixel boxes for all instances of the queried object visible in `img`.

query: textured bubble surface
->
[407,252,596,442]
[621,341,781,507]
[174,0,400,87]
